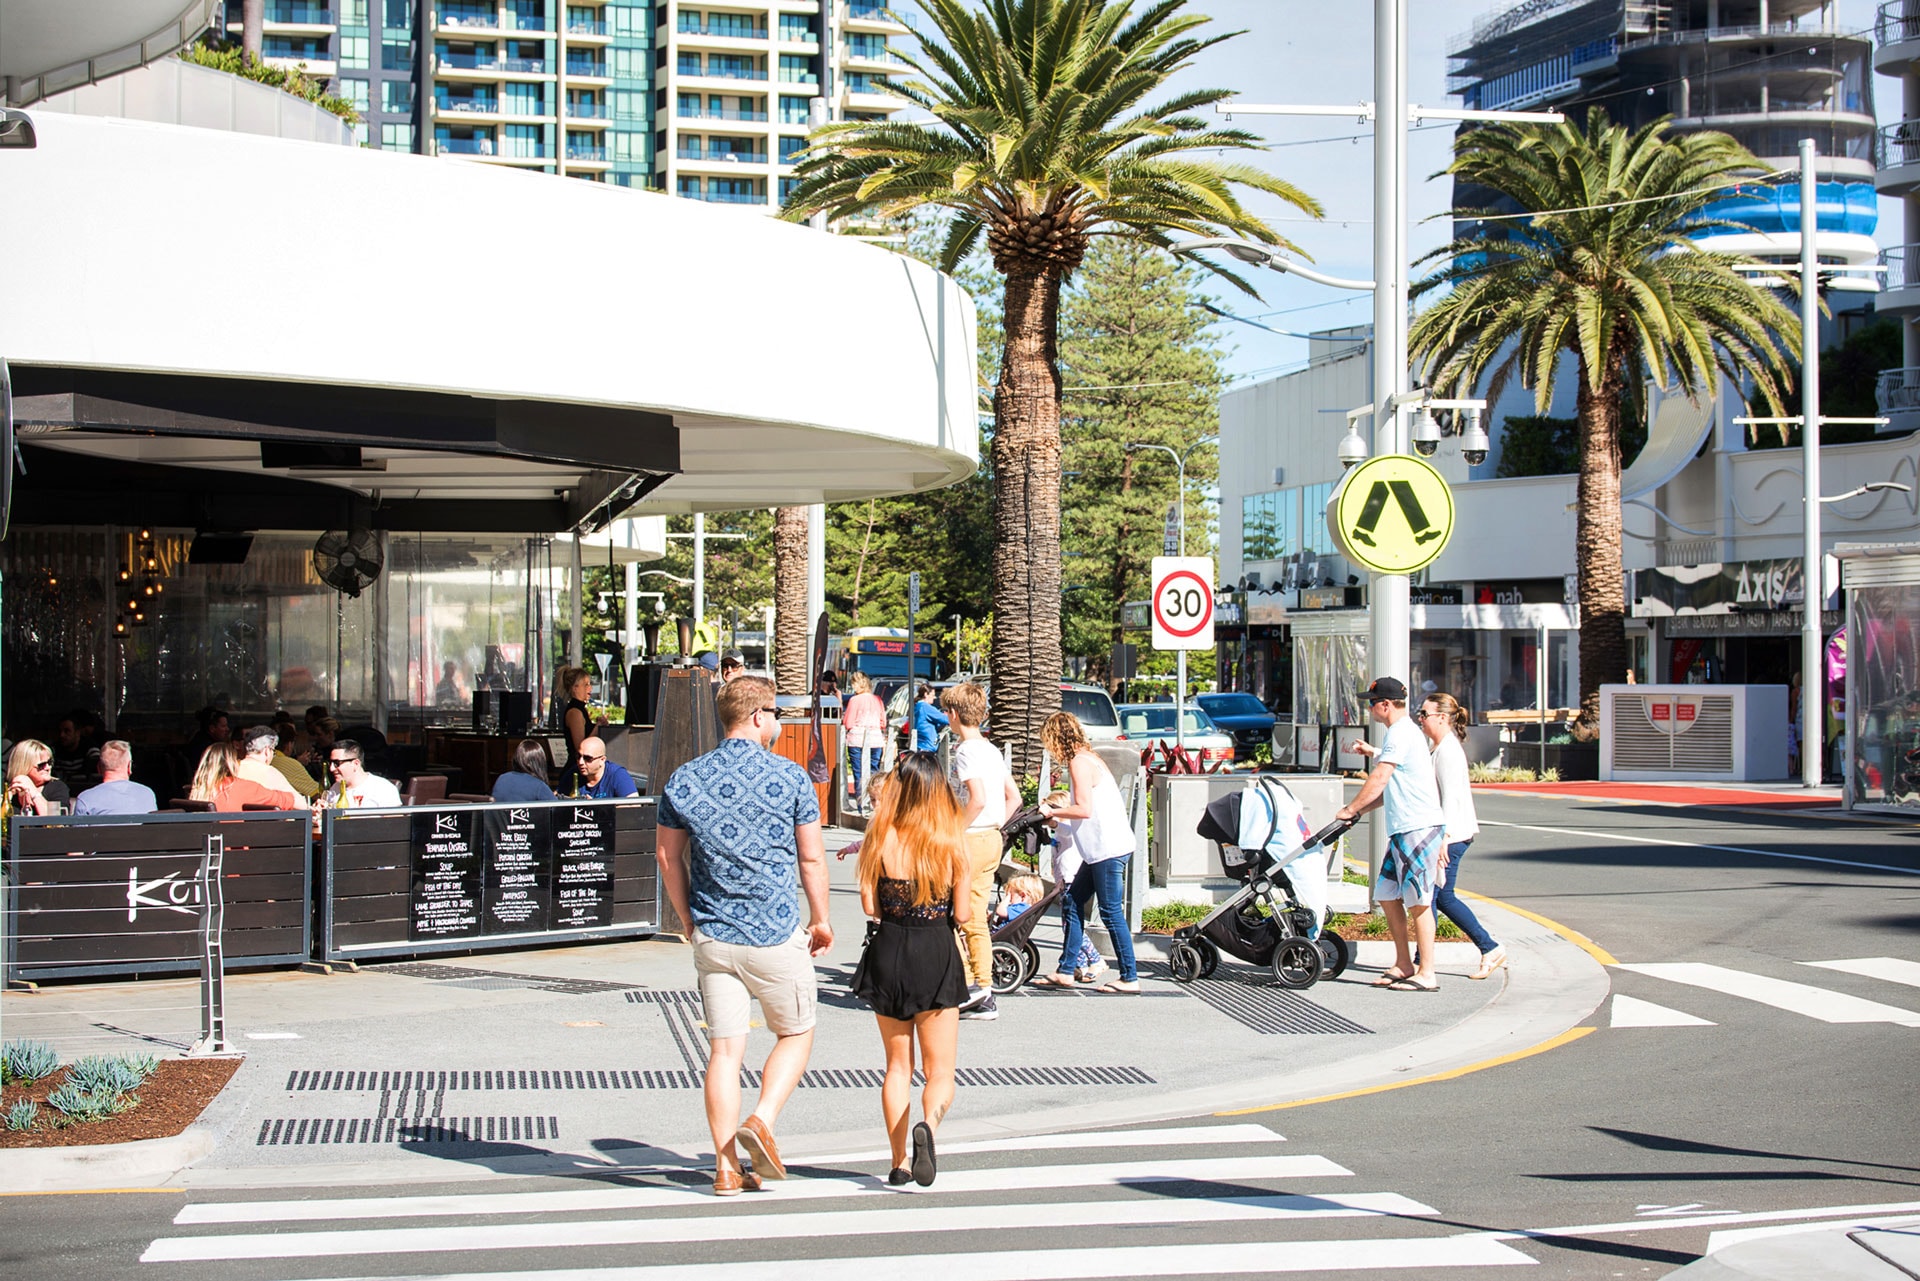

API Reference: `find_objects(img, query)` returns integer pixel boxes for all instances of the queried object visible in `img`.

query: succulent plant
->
[46,1083,135,1125]
[4,1100,39,1132]
[1,1040,59,1084]
[66,1056,147,1096]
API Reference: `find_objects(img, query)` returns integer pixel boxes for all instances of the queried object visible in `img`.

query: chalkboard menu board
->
[408,801,622,940]
[551,804,614,930]
[410,810,483,940]
[483,805,552,933]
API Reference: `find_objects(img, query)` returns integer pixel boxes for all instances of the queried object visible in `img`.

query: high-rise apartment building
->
[233,0,907,201]
[1448,0,1879,277]
[1873,4,1920,419]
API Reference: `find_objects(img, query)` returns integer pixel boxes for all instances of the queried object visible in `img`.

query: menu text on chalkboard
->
[483,806,553,933]
[410,809,483,940]
[551,804,614,930]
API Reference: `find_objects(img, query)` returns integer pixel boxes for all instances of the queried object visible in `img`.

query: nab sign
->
[1329,454,1456,575]
[1151,556,1214,651]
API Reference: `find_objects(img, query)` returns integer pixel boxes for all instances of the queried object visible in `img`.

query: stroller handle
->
[1305,815,1358,849]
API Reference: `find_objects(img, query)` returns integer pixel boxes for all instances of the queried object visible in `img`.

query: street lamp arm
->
[1173,238,1375,292]
[636,570,695,585]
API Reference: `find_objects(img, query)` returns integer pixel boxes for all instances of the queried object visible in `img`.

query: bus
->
[833,626,939,694]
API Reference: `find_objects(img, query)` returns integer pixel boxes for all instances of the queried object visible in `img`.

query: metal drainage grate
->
[1142,963,1372,1035]
[370,962,639,995]
[283,1064,1154,1093]
[256,1115,558,1146]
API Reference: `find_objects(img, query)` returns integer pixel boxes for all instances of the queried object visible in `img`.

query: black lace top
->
[876,875,953,927]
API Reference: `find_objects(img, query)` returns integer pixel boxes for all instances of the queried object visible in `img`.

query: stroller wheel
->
[1270,937,1324,990]
[1315,932,1351,980]
[990,942,1026,994]
[1193,937,1220,979]
[1168,942,1204,983]
[1022,942,1042,983]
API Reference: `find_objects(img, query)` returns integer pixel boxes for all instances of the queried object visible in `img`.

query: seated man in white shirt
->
[318,739,402,809]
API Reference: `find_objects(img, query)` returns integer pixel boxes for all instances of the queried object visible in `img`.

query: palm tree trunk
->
[1574,364,1629,734]
[773,505,810,696]
[991,257,1068,776]
[241,0,265,66]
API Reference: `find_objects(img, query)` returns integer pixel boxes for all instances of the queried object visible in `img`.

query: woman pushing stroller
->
[1033,711,1139,994]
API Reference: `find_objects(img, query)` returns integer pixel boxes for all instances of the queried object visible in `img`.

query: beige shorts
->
[691,927,817,1040]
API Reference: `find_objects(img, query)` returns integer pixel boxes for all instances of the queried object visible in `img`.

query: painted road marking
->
[1609,995,1714,1028]
[1706,1215,1920,1254]
[1479,820,1920,877]
[805,1122,1285,1164]
[143,1192,1438,1262]
[1494,1198,1920,1244]
[244,1032,301,1041]
[173,1155,1353,1225]
[1803,957,1920,990]
[1613,963,1920,1027]
[249,1235,1537,1280]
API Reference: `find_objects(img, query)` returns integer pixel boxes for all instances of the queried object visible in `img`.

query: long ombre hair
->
[188,741,241,801]
[859,752,966,908]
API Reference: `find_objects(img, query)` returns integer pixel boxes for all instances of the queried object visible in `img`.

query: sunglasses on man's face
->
[328,756,354,767]
[579,754,603,765]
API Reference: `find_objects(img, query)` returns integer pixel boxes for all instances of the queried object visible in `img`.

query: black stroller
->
[1168,780,1354,990]
[987,804,1066,993]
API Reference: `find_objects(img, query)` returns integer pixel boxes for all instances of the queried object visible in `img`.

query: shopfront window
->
[1845,582,1920,808]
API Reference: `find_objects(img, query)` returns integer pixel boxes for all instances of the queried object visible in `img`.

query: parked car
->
[1116,703,1235,764]
[882,678,1123,748]
[1195,691,1279,760]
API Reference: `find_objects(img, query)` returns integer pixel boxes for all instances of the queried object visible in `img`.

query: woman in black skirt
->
[849,751,972,1187]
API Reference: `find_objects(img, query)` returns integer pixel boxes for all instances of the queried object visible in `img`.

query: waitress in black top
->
[555,665,599,795]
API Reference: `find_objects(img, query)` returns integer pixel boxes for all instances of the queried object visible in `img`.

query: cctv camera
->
[1461,420,1491,468]
[1337,427,1368,469]
[1413,436,1440,457]
[1411,408,1441,457]
[1463,447,1488,466]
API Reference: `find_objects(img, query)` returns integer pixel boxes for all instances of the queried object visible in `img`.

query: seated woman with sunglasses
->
[849,751,972,1188]
[492,739,557,803]
[6,739,61,818]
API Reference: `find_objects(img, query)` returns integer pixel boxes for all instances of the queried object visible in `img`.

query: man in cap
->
[719,651,746,683]
[1335,676,1448,993]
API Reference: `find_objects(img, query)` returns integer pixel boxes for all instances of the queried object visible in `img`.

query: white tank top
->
[1059,758,1134,864]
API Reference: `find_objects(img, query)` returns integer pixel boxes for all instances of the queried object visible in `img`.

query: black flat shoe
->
[910,1121,936,1187]
[887,1166,912,1187]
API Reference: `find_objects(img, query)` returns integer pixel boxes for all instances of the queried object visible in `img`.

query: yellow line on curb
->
[1215,1025,1596,1116]
[0,1187,179,1197]
[1458,888,1618,966]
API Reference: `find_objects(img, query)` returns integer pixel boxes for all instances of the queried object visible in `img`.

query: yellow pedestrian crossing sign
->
[1329,454,1455,575]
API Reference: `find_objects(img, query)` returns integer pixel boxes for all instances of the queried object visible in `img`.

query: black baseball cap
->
[1359,676,1408,703]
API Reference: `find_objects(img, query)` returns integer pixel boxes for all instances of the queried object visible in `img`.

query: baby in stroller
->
[983,798,1104,992]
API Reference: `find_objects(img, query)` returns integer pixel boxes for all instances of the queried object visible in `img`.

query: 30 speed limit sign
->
[1150,556,1215,651]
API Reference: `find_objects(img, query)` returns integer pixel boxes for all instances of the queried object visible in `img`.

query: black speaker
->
[188,532,255,565]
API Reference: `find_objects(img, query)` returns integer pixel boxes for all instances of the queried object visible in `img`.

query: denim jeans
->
[1058,856,1137,982]
[1432,839,1499,954]
[846,746,882,800]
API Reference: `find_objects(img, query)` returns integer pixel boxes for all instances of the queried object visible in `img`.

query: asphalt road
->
[5,791,1916,1280]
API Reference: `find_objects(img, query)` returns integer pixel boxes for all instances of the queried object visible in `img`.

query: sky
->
[1163,0,1893,384]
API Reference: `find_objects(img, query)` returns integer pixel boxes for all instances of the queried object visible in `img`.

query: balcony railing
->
[514,14,550,31]
[439,11,501,30]
[565,100,610,118]
[1878,121,1920,168]
[440,139,550,158]
[1879,1,1920,46]
[679,19,769,39]
[679,145,768,163]
[1877,367,1920,414]
[846,0,895,18]
[685,189,763,204]
[567,145,608,161]
[436,97,502,113]
[265,2,335,22]
[439,53,548,73]
[779,70,819,84]
[678,105,769,121]
[438,137,496,154]
[566,60,609,77]
[686,64,768,80]
[567,19,608,35]
[1884,244,1920,291]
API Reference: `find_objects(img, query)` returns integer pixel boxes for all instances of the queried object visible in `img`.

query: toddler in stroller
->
[985,801,1105,992]
[1168,777,1353,990]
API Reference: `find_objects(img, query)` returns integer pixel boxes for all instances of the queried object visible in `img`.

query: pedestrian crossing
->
[1610,957,1920,1029]
[140,1123,1540,1276]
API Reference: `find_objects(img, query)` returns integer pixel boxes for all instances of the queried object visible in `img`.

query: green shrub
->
[46,1083,136,1126]
[1141,901,1213,932]
[1,1040,58,1084]
[5,1100,38,1132]
[1468,764,1561,784]
[66,1056,147,1096]
[178,40,361,124]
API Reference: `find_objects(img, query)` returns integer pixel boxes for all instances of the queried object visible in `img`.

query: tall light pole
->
[1127,435,1218,756]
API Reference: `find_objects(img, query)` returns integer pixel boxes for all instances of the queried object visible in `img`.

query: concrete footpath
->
[0,827,1609,1193]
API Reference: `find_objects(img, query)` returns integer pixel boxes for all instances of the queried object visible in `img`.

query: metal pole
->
[1799,138,1824,788]
[623,559,638,673]
[691,512,706,634]
[1366,0,1411,888]
[1176,452,1187,760]
[568,530,584,669]
[952,613,962,675]
[1538,622,1549,778]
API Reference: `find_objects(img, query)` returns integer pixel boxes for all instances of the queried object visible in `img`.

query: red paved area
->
[1472,781,1839,808]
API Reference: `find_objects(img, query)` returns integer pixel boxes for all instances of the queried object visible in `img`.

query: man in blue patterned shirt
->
[657,675,833,1197]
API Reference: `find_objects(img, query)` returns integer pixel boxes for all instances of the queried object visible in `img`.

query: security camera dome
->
[1413,436,1439,457]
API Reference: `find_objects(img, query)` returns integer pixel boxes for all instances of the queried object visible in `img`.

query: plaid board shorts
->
[1375,826,1447,907]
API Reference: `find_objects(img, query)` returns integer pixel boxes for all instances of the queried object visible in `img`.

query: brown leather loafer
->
[740,1166,764,1192]
[713,1168,744,1197]
[735,1115,786,1180]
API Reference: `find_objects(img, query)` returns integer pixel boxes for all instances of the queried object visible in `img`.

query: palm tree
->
[242,0,265,67]
[1410,107,1799,732]
[773,506,811,694]
[782,0,1316,771]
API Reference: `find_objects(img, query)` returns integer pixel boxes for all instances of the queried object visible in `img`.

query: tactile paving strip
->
[1140,962,1373,1035]
[282,1064,1155,1093]
[255,1115,559,1147]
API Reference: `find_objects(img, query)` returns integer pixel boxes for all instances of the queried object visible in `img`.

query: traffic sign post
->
[1151,556,1215,758]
